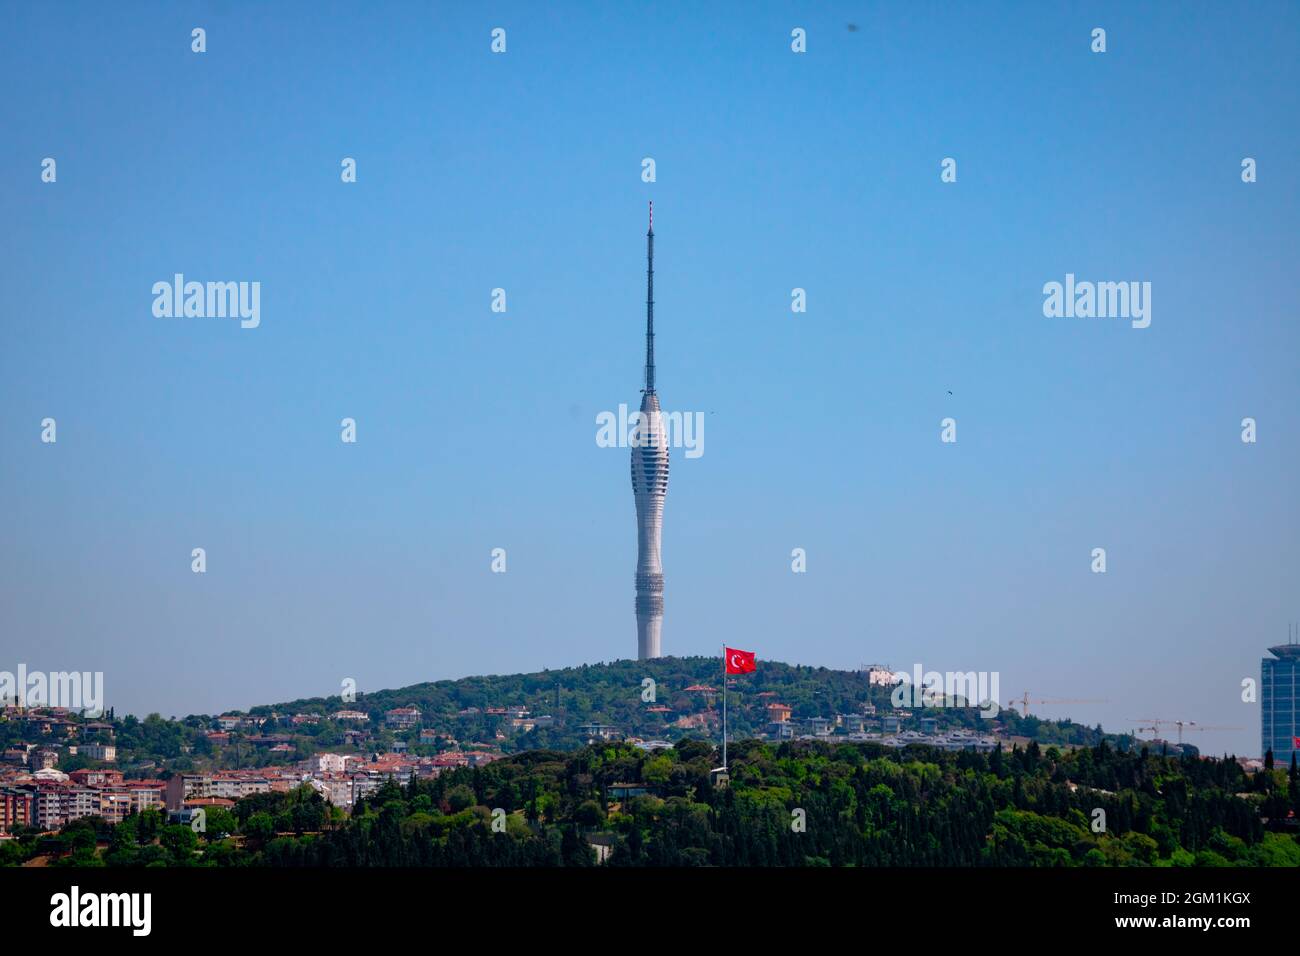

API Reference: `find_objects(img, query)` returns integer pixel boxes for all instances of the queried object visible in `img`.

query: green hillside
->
[254,656,1111,756]
[7,658,1145,777]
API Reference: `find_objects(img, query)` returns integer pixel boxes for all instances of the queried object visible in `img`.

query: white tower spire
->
[633,202,668,659]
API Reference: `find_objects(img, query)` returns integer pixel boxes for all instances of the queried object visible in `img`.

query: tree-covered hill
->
[3,657,1146,776]
[256,655,1109,753]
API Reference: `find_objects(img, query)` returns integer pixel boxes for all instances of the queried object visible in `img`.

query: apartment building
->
[0,788,33,833]
[165,772,272,810]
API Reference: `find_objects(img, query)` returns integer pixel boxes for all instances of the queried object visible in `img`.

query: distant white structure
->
[313,753,348,773]
[863,664,900,687]
[81,743,116,762]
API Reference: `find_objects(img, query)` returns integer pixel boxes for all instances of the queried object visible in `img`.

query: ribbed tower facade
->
[632,202,668,660]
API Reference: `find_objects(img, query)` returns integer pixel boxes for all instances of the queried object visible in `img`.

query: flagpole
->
[722,644,727,771]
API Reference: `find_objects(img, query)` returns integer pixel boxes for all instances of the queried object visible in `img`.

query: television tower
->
[632,201,668,660]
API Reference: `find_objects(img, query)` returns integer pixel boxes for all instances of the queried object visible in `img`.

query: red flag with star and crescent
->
[725,647,756,674]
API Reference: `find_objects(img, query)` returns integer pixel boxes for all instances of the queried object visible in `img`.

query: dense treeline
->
[13,740,1298,867]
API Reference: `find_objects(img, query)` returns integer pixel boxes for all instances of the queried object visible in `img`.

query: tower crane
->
[1009,691,1106,718]
[1128,718,1244,745]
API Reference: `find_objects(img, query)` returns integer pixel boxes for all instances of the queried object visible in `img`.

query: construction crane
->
[1009,691,1106,718]
[1128,718,1244,745]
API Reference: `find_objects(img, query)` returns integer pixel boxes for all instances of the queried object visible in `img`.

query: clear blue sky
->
[2,2,1297,757]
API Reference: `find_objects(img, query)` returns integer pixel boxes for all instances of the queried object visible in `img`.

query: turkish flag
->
[1293,736,1300,748]
[725,647,756,674]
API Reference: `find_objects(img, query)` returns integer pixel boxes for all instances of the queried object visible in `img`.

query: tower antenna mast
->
[645,201,655,394]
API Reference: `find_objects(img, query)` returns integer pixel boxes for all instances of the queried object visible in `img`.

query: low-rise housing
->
[579,722,623,741]
[80,743,116,762]
[385,706,422,729]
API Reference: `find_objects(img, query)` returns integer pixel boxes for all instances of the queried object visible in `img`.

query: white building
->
[81,743,116,762]
[864,665,901,687]
[313,753,348,773]
[308,774,357,809]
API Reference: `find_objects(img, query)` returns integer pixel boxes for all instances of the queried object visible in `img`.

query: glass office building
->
[1261,643,1300,764]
